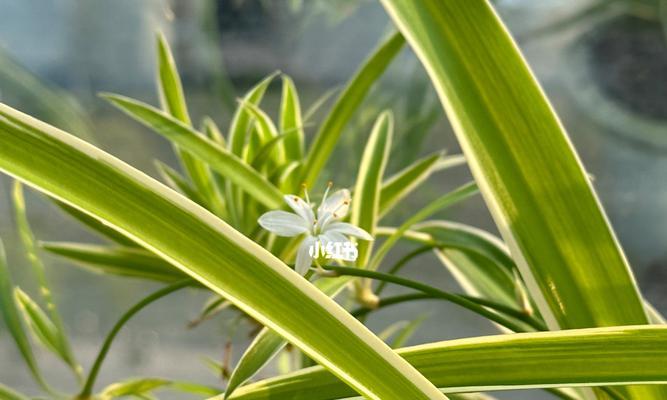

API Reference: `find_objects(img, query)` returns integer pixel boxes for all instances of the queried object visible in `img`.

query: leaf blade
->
[0,103,445,400]
[102,94,283,209]
[301,32,404,187]
[352,111,393,267]
[228,326,667,399]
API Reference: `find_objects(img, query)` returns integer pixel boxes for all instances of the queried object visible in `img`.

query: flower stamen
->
[332,200,350,219]
[301,183,311,205]
[321,181,333,204]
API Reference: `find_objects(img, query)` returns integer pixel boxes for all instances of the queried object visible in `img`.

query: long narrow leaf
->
[280,75,305,161]
[156,32,220,213]
[41,242,187,283]
[102,94,283,209]
[379,0,650,331]
[224,276,355,399]
[227,326,667,399]
[0,383,30,400]
[154,160,209,207]
[13,288,67,363]
[224,328,286,399]
[301,32,404,187]
[381,3,661,396]
[0,103,445,400]
[53,200,137,247]
[379,152,441,218]
[352,111,393,267]
[0,240,48,390]
[368,182,478,271]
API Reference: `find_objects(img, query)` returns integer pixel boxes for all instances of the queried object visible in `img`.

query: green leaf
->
[0,240,49,391]
[0,47,92,141]
[0,383,30,400]
[390,313,428,348]
[14,182,80,372]
[375,223,537,330]
[301,32,405,187]
[379,152,442,218]
[351,111,393,267]
[188,295,231,328]
[379,0,650,332]
[224,276,354,399]
[202,116,226,147]
[226,326,667,399]
[100,377,171,399]
[280,75,305,161]
[154,160,209,207]
[41,242,188,283]
[0,103,445,400]
[102,94,283,209]
[227,72,278,158]
[238,100,286,166]
[381,2,663,397]
[225,73,278,227]
[225,328,286,399]
[415,221,516,273]
[53,200,137,247]
[13,288,67,363]
[250,135,288,171]
[156,32,218,212]
[368,182,478,271]
[155,32,191,124]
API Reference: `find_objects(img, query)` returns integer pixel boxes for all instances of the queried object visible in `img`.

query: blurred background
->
[0,0,666,398]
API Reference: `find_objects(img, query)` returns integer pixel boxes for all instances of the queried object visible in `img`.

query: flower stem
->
[321,265,546,332]
[77,279,192,399]
[374,245,433,295]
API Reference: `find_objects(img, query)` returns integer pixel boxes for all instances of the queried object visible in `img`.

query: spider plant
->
[0,1,665,399]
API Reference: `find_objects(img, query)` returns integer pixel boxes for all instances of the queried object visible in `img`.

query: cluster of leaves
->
[0,1,666,400]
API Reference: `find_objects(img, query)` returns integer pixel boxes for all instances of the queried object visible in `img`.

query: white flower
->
[258,184,373,275]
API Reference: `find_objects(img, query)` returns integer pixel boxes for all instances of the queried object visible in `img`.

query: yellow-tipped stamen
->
[321,181,333,205]
[301,183,311,204]
[332,200,350,219]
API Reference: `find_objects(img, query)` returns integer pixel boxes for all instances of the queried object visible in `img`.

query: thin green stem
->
[78,279,192,398]
[375,245,433,295]
[351,293,438,317]
[322,266,546,332]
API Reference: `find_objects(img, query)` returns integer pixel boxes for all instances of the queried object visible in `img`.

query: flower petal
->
[284,195,315,226]
[320,231,348,246]
[319,232,357,262]
[317,189,350,220]
[258,210,309,237]
[325,222,373,241]
[295,236,317,275]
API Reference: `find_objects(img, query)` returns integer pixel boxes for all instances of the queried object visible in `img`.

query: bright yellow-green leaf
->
[352,111,393,267]
[0,103,446,400]
[301,33,404,187]
[280,75,305,161]
[156,32,219,213]
[102,94,283,209]
[380,2,662,397]
[41,242,187,283]
[0,240,49,391]
[226,326,667,399]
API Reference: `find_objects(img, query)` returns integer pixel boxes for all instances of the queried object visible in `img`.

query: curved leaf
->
[0,103,445,400]
[0,240,48,390]
[301,32,404,187]
[102,94,283,209]
[379,152,441,218]
[41,242,187,283]
[380,2,662,396]
[352,111,393,267]
[227,326,667,399]
[280,75,305,161]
